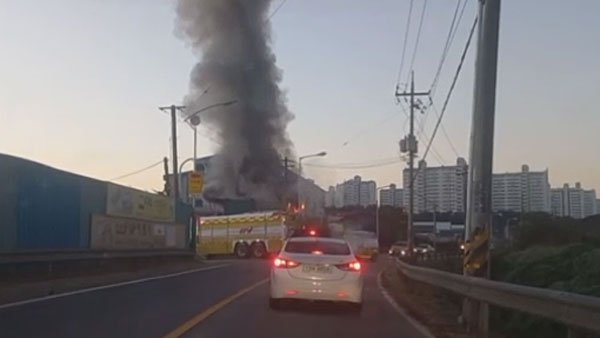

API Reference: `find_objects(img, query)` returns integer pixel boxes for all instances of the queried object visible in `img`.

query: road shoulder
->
[380,259,470,338]
[377,271,437,338]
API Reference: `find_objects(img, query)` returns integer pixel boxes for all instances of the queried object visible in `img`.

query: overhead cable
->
[303,157,403,170]
[396,0,415,87]
[404,0,428,85]
[421,16,478,169]
[429,0,470,98]
[268,0,288,19]
[110,159,164,181]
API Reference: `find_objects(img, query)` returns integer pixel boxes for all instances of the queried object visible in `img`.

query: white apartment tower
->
[325,176,377,208]
[403,158,468,213]
[551,183,597,219]
[492,165,551,213]
[379,184,404,207]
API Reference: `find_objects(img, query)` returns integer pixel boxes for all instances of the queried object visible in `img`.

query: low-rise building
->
[179,155,326,216]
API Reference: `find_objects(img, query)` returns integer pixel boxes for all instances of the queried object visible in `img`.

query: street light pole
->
[193,126,197,166]
[159,104,186,214]
[297,151,327,211]
[185,98,237,171]
[184,99,238,124]
[178,157,195,202]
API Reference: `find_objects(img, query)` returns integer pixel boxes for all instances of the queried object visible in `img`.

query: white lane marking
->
[377,271,437,338]
[0,264,230,310]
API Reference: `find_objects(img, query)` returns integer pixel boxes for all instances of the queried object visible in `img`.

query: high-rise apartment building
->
[551,183,597,219]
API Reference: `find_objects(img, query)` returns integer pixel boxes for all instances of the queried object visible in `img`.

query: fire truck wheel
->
[234,242,250,258]
[251,242,267,259]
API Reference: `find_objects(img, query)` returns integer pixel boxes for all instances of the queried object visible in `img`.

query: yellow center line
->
[162,278,269,338]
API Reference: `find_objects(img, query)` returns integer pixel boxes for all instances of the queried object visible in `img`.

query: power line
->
[303,157,403,170]
[337,111,403,149]
[430,0,469,98]
[110,159,164,181]
[268,0,288,20]
[430,102,460,158]
[420,0,470,137]
[396,0,415,86]
[444,0,471,74]
[422,16,478,166]
[415,118,446,164]
[404,0,428,86]
[398,99,445,165]
[416,103,458,161]
[305,162,402,170]
[305,157,400,168]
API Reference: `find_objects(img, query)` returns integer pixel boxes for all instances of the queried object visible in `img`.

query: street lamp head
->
[185,99,238,123]
[189,115,201,126]
[316,151,327,157]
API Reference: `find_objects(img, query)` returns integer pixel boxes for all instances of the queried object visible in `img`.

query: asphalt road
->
[0,258,430,338]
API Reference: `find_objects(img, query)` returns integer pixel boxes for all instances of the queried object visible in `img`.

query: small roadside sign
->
[188,171,204,194]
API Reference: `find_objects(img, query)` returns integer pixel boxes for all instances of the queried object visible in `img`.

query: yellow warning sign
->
[463,227,489,275]
[188,171,204,194]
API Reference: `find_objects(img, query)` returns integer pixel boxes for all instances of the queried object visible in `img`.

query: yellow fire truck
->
[197,211,290,258]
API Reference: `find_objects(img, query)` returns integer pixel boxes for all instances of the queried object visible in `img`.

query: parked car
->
[388,241,409,257]
[413,243,435,254]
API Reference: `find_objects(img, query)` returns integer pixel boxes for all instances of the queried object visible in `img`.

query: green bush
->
[491,244,600,338]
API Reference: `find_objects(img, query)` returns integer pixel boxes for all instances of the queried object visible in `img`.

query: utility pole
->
[463,0,501,334]
[193,126,197,167]
[396,71,429,257]
[162,157,170,196]
[283,157,289,184]
[282,156,292,211]
[159,104,186,214]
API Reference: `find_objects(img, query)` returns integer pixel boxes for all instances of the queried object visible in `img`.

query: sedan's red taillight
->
[273,257,300,268]
[335,261,361,272]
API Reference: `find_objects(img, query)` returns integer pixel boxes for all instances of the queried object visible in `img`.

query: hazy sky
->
[1,0,598,192]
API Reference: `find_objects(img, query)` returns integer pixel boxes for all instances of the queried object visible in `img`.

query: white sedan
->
[269,237,364,311]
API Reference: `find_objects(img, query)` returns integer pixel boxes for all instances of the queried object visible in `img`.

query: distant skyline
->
[323,161,597,192]
[1,0,598,193]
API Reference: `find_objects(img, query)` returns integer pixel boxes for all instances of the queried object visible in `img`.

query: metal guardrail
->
[0,249,194,265]
[395,257,600,335]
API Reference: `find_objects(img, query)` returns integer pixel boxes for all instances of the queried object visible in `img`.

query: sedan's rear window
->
[284,241,350,255]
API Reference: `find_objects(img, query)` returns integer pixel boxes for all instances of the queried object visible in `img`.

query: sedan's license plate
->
[302,264,332,274]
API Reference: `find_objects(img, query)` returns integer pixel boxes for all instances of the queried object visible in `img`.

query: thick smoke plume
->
[176,0,295,206]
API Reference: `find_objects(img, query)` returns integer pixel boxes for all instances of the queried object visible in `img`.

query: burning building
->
[176,0,295,208]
